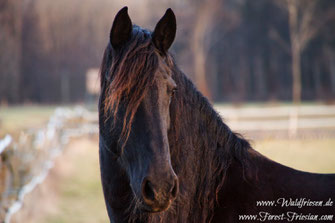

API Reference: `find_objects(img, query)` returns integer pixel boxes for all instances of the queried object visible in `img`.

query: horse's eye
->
[170,87,177,96]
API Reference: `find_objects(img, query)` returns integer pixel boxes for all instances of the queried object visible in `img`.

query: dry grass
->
[253,138,335,173]
[0,105,56,136]
[34,138,108,223]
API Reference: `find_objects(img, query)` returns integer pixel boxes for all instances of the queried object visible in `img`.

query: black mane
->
[147,61,255,222]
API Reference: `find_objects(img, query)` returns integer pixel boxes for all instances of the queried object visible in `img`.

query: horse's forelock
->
[101,28,174,148]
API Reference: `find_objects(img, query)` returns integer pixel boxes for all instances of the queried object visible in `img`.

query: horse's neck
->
[169,75,241,222]
[222,148,335,207]
[173,74,250,181]
[171,73,335,222]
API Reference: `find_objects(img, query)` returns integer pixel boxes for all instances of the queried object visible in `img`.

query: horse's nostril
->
[141,176,178,208]
[142,178,155,202]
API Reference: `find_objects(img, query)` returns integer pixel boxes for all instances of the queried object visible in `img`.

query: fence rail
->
[215,104,335,132]
[0,135,12,155]
[215,105,335,120]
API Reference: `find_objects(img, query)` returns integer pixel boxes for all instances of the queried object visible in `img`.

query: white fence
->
[0,107,98,223]
[215,104,335,132]
[0,135,12,155]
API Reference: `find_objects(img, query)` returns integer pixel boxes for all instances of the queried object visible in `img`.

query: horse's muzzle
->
[140,175,179,212]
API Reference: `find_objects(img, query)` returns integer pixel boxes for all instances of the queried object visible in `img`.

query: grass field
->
[0,105,56,136]
[254,139,335,173]
[35,138,108,223]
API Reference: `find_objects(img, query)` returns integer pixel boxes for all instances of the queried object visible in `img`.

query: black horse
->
[99,7,335,223]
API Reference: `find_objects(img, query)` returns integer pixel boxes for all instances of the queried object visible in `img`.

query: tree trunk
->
[288,0,302,105]
[287,0,301,137]
[291,48,301,104]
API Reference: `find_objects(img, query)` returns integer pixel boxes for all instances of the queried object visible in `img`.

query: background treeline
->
[1,0,335,104]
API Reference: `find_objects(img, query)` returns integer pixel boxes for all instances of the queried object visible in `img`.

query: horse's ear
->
[152,8,176,54]
[110,7,132,49]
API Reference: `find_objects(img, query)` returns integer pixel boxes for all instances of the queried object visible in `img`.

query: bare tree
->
[273,0,334,104]
[271,0,335,136]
